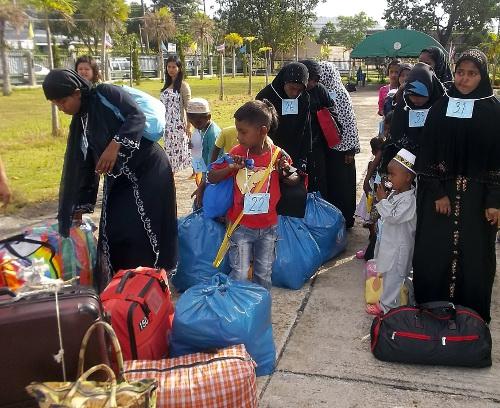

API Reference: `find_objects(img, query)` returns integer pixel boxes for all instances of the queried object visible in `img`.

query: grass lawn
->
[0,76,270,212]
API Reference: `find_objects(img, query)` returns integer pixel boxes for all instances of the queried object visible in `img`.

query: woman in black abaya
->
[256,62,310,169]
[43,69,177,291]
[413,50,500,323]
[419,46,453,85]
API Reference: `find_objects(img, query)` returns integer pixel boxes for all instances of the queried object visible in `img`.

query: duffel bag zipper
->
[124,355,254,374]
[441,335,479,345]
[391,331,480,345]
[391,331,431,341]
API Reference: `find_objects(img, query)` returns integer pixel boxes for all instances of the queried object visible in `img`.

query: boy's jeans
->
[228,225,278,290]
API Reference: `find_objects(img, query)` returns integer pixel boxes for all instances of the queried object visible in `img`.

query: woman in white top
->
[160,56,192,172]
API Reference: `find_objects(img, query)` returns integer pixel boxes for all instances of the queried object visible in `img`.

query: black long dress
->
[59,83,177,291]
[413,50,500,323]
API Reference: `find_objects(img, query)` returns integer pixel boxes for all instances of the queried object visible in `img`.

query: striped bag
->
[123,345,257,408]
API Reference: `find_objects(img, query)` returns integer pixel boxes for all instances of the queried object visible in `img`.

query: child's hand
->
[229,155,246,169]
[191,181,206,209]
[376,184,387,201]
[485,208,499,227]
[435,196,451,216]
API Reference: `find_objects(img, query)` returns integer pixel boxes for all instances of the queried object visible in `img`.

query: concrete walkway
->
[258,88,500,407]
[2,86,499,407]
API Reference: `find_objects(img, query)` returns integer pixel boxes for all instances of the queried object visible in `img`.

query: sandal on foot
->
[365,303,382,315]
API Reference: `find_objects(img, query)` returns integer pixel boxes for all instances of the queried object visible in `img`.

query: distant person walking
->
[160,56,192,173]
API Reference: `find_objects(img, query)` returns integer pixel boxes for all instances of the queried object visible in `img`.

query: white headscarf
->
[319,61,360,153]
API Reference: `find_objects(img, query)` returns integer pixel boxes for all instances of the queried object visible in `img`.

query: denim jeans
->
[228,225,278,290]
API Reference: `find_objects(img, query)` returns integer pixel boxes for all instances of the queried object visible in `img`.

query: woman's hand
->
[375,183,387,201]
[435,196,451,216]
[485,208,500,227]
[96,140,121,174]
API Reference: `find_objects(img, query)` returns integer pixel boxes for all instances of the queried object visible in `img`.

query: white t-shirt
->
[191,129,202,159]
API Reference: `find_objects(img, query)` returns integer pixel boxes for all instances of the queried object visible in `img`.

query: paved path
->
[2,86,499,407]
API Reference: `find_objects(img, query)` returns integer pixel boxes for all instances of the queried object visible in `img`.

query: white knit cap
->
[393,148,416,174]
[186,97,210,114]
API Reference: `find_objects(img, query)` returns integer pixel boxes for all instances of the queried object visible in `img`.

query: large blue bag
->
[170,273,276,376]
[271,216,322,290]
[97,85,166,142]
[173,210,230,292]
[202,155,234,219]
[303,193,347,263]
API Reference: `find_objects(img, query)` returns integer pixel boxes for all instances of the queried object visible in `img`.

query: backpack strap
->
[96,89,125,122]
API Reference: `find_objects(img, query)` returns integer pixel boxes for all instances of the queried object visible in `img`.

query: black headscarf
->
[421,46,453,84]
[451,49,493,99]
[299,59,321,81]
[42,69,92,100]
[256,63,310,166]
[382,63,445,166]
[415,49,500,189]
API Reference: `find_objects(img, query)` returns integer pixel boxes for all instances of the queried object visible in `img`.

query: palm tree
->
[224,32,243,78]
[0,1,27,96]
[190,12,214,80]
[144,7,176,82]
[29,0,74,136]
[85,0,128,81]
[481,33,500,85]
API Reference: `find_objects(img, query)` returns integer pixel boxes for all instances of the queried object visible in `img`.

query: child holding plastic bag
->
[366,148,417,315]
[208,100,299,290]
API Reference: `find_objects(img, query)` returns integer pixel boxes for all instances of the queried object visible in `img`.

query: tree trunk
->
[101,23,107,81]
[248,44,252,96]
[158,51,163,82]
[219,52,224,100]
[232,48,236,78]
[45,16,60,136]
[0,21,12,96]
[200,36,205,80]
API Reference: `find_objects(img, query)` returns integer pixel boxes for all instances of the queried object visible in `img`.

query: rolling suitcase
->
[0,286,109,407]
[101,267,174,360]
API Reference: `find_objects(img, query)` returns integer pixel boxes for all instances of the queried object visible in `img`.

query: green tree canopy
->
[384,0,497,47]
[217,0,320,56]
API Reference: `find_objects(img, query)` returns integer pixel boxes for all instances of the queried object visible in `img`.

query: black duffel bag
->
[370,302,492,368]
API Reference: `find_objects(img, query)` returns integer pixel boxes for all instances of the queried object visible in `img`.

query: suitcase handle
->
[78,321,124,381]
[114,268,167,294]
[416,302,457,330]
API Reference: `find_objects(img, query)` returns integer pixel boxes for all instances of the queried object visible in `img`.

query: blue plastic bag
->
[170,273,276,376]
[173,210,230,292]
[203,155,234,219]
[303,193,347,263]
[271,216,322,290]
[97,85,166,142]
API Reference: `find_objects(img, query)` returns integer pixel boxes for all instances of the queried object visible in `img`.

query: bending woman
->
[43,69,178,291]
[413,50,500,323]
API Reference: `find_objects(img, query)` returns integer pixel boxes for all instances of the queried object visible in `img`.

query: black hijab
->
[415,49,500,186]
[256,63,310,166]
[382,63,445,168]
[299,59,321,81]
[421,46,453,84]
[43,69,92,116]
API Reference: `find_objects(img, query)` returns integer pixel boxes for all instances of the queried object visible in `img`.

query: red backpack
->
[101,267,174,360]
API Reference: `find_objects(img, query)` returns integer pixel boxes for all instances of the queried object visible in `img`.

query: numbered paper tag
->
[446,97,474,119]
[282,99,299,115]
[408,109,429,128]
[243,193,270,215]
[192,157,207,173]
[329,90,337,101]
